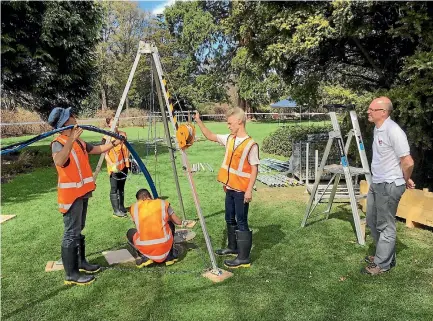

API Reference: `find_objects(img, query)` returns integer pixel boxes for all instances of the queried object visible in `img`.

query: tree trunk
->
[125,96,129,116]
[101,86,107,110]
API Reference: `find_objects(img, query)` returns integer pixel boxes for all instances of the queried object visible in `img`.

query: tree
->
[223,1,433,187]
[164,1,233,105]
[92,2,183,114]
[1,1,103,116]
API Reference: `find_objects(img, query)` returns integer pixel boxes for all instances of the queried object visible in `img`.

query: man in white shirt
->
[194,108,259,268]
[362,97,415,275]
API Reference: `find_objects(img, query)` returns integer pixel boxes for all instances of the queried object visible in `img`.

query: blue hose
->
[1,125,159,198]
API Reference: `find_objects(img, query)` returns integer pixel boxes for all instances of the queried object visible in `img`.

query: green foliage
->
[262,124,332,157]
[1,1,103,115]
[164,1,232,105]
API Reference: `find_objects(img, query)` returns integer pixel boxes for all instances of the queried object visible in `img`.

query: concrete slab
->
[103,249,135,265]
[174,229,196,243]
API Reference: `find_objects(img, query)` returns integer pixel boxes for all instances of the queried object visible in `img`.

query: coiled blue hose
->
[1,124,158,198]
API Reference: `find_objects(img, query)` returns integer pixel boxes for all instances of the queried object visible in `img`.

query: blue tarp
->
[270,97,298,108]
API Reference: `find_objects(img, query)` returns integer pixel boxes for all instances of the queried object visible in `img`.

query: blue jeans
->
[225,189,249,231]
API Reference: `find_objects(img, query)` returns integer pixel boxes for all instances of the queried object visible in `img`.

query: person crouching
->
[126,189,182,267]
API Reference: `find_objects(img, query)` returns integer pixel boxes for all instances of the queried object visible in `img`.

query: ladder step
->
[324,164,370,175]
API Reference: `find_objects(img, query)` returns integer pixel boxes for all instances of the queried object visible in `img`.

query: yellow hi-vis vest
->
[105,131,130,174]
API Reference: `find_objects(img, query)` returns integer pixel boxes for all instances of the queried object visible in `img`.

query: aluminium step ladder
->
[301,111,372,245]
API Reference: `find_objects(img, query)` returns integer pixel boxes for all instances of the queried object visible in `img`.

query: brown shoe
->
[361,263,389,275]
[364,255,374,264]
[364,255,396,267]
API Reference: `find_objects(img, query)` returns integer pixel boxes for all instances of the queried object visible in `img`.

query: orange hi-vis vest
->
[105,132,129,174]
[52,135,96,214]
[217,135,257,192]
[130,199,173,262]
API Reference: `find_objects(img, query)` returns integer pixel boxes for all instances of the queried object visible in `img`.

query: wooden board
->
[397,188,433,228]
[45,261,64,272]
[0,215,16,224]
[202,269,233,283]
[183,220,197,229]
[359,180,369,212]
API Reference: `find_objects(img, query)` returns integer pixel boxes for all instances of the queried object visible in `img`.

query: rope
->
[1,125,159,199]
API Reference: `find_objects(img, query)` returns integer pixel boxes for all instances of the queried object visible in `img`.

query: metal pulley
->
[176,123,196,150]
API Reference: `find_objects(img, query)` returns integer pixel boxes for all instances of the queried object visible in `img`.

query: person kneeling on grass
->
[126,189,182,267]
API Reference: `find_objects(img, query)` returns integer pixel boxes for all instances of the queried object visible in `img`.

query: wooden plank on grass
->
[1,215,16,224]
[45,261,64,272]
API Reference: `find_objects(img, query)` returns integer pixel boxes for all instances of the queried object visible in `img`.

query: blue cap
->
[48,107,72,129]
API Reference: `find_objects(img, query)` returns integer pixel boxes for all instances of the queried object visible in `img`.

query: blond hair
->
[226,107,246,124]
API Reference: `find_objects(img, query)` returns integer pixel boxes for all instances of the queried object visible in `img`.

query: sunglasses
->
[368,108,386,112]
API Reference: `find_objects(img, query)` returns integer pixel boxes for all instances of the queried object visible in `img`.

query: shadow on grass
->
[204,210,225,220]
[252,224,285,262]
[329,205,409,258]
[2,286,70,319]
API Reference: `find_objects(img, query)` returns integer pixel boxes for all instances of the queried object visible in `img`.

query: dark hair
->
[136,189,152,200]
[106,117,113,126]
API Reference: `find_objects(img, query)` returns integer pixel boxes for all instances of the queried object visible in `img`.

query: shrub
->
[93,108,149,128]
[1,108,51,137]
[262,124,332,157]
[1,148,53,183]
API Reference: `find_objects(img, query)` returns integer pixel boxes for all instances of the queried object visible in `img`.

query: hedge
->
[262,124,332,157]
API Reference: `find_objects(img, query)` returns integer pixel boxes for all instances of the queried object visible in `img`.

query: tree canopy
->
[1,1,103,116]
[164,0,433,187]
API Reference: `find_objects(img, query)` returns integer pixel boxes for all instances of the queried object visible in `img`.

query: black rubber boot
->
[118,191,127,214]
[62,246,95,286]
[224,230,252,268]
[110,193,126,218]
[165,247,179,266]
[78,236,101,273]
[135,254,154,268]
[215,224,238,256]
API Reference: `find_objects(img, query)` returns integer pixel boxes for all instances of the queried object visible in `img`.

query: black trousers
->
[225,189,249,231]
[110,167,128,194]
[62,197,88,248]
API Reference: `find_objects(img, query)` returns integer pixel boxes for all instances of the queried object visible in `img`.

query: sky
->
[137,0,177,15]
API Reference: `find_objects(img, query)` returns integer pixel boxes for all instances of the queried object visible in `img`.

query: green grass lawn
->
[1,121,433,321]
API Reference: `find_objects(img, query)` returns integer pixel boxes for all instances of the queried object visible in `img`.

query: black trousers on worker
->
[127,222,175,257]
[225,189,250,231]
[62,197,89,248]
[110,167,128,194]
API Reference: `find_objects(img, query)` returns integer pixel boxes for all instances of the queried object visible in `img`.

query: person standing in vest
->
[362,97,415,275]
[194,107,259,268]
[48,107,122,285]
[127,189,182,267]
[102,117,130,218]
